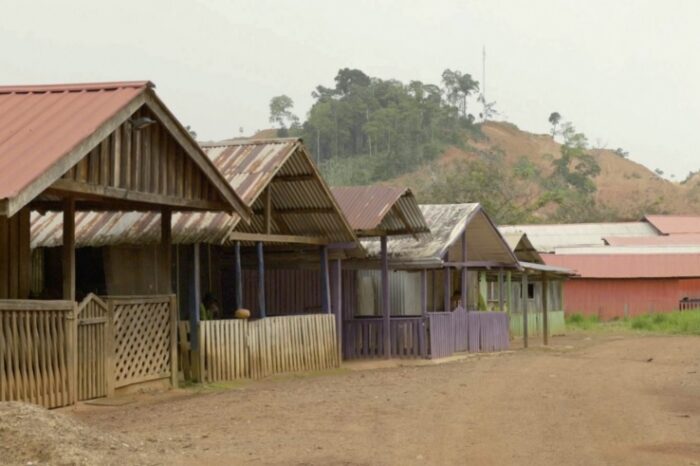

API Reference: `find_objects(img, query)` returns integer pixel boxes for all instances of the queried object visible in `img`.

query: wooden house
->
[0,81,250,407]
[31,138,359,382]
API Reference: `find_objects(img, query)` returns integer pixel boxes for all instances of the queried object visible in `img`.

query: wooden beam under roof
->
[270,174,316,183]
[227,231,329,245]
[252,206,336,215]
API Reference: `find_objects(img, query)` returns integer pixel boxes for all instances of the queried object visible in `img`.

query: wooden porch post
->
[190,243,202,381]
[62,198,75,301]
[461,229,468,310]
[257,242,266,318]
[332,258,342,358]
[380,235,390,358]
[507,270,513,315]
[444,267,451,312]
[420,269,427,357]
[542,273,549,346]
[234,241,242,311]
[320,246,331,314]
[160,208,172,294]
[522,272,529,348]
[498,268,504,311]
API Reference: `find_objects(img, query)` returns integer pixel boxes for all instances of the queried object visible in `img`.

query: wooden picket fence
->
[0,300,76,408]
[183,314,340,383]
[76,294,111,401]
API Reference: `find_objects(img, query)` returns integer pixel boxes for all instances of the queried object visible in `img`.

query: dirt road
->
[68,333,700,465]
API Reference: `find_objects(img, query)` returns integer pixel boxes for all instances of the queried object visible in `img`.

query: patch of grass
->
[565,313,600,330]
[565,310,700,335]
[627,311,700,335]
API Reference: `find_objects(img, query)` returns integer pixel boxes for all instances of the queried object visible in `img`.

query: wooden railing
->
[389,317,426,358]
[0,300,76,408]
[342,317,385,360]
[679,299,700,311]
[183,314,340,382]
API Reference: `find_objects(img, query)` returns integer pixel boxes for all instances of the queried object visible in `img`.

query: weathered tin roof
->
[359,204,519,268]
[500,222,658,253]
[331,186,429,237]
[31,138,358,247]
[204,139,357,243]
[502,232,543,264]
[643,215,700,235]
[0,81,250,218]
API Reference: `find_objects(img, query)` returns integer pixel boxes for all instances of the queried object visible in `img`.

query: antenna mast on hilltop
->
[482,45,487,121]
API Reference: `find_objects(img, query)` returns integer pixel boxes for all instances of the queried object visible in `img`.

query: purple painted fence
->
[478,312,510,352]
[343,318,384,359]
[467,312,481,353]
[389,317,425,358]
[427,312,455,359]
[452,307,469,352]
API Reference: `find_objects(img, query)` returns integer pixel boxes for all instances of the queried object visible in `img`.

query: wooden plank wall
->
[59,107,223,206]
[0,209,31,299]
[0,300,76,408]
[510,310,566,337]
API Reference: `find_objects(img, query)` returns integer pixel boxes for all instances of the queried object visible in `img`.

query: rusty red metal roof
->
[542,253,700,278]
[0,81,151,205]
[643,215,700,234]
[331,186,429,237]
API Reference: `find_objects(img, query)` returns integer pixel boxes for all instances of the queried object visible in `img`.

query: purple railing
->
[389,317,426,358]
[343,317,384,359]
[343,310,509,360]
[427,312,455,359]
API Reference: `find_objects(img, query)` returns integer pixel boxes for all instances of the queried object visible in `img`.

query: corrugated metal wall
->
[563,278,700,319]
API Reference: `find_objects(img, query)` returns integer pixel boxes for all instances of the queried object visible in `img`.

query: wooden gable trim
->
[142,90,251,221]
[6,93,147,217]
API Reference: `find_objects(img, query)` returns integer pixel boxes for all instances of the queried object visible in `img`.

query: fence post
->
[68,302,78,405]
[105,299,116,397]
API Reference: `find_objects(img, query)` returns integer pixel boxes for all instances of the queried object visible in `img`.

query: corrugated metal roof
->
[499,222,658,252]
[0,81,250,219]
[542,253,700,279]
[502,232,543,264]
[31,211,234,248]
[554,245,700,255]
[0,81,149,207]
[519,261,575,275]
[205,139,357,243]
[643,215,700,234]
[331,186,429,237]
[31,139,358,247]
[605,234,700,246]
[360,204,519,267]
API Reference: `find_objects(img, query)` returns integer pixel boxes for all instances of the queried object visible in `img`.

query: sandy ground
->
[60,332,700,466]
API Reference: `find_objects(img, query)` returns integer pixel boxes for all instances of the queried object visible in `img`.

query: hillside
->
[389,121,699,221]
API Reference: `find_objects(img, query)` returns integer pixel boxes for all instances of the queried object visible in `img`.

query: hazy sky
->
[3,0,699,179]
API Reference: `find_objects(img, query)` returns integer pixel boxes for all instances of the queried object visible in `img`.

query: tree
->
[441,69,479,119]
[269,95,299,133]
[655,168,664,176]
[548,112,561,136]
[614,147,629,158]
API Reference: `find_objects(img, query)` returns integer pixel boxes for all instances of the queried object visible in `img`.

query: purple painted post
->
[381,235,390,358]
[461,228,468,309]
[234,241,242,311]
[420,269,427,357]
[498,268,504,311]
[444,267,451,312]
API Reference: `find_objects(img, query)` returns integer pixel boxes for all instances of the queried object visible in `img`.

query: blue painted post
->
[332,258,343,357]
[257,242,266,318]
[234,241,242,312]
[381,235,390,358]
[320,246,331,314]
[190,243,202,381]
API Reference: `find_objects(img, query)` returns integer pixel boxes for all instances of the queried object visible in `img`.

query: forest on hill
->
[268,68,699,224]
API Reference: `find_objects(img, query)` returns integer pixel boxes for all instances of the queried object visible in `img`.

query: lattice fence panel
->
[111,297,172,388]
